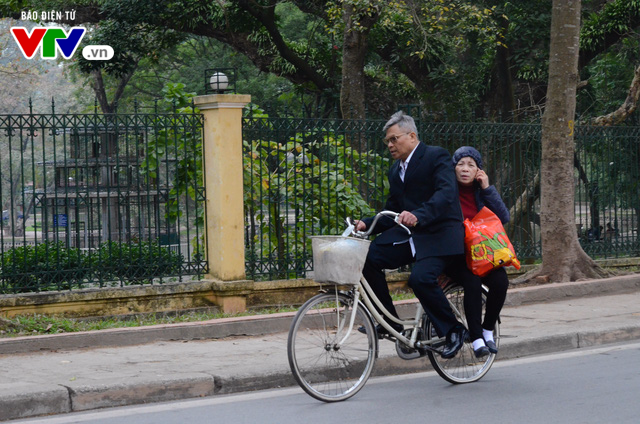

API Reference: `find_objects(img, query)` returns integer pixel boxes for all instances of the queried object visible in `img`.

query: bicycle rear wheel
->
[287,290,377,402]
[426,284,498,384]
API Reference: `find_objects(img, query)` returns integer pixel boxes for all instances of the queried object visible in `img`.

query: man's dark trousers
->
[362,238,460,337]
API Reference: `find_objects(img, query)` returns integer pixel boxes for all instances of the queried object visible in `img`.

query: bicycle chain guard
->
[395,329,428,360]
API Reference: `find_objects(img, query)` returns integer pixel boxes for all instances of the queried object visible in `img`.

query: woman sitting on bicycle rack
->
[449,146,510,358]
[354,111,468,359]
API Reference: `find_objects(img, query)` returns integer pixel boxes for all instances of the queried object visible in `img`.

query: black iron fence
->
[2,103,638,291]
[0,106,206,293]
[243,111,640,280]
[242,115,389,280]
[574,125,640,257]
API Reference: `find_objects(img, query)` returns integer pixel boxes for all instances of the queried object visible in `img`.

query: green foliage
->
[5,0,639,124]
[581,0,640,54]
[577,32,640,121]
[71,16,185,81]
[0,240,184,293]
[577,1,640,120]
[578,37,640,119]
[140,83,204,255]
[0,241,88,293]
[91,241,183,282]
[10,0,505,117]
[324,0,502,116]
[502,1,552,83]
[243,106,389,278]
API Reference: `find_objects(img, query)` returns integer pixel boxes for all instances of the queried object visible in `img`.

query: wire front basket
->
[310,236,371,285]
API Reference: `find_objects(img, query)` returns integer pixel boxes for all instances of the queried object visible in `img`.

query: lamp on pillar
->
[205,68,236,94]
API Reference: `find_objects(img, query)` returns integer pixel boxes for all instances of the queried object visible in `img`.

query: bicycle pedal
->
[395,342,422,360]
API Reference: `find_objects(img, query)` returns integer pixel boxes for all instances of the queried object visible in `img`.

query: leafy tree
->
[0,1,500,122]
[580,0,640,123]
[579,0,640,70]
[106,35,298,114]
[1,0,638,121]
[579,38,639,119]
[71,20,185,113]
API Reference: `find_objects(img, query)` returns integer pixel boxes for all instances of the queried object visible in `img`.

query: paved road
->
[11,342,640,424]
[1,274,640,421]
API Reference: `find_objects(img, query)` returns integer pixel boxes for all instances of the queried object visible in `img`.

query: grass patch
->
[392,290,416,301]
[0,306,298,338]
[0,290,416,338]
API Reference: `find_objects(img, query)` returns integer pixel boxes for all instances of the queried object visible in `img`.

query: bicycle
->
[287,211,499,402]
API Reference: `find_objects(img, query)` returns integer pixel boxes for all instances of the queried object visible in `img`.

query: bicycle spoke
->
[426,284,497,384]
[288,291,376,402]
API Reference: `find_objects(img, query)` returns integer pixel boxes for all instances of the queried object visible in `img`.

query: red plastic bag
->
[463,207,521,277]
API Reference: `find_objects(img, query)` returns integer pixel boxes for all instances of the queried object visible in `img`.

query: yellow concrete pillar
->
[194,94,251,281]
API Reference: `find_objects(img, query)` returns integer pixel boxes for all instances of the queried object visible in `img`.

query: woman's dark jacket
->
[474,183,510,224]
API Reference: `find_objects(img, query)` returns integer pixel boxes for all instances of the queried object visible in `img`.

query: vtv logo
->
[11,27,114,60]
[11,27,86,59]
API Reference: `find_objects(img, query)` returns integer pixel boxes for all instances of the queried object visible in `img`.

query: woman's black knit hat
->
[452,146,483,170]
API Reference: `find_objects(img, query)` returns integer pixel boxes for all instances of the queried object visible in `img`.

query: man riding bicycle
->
[355,111,468,359]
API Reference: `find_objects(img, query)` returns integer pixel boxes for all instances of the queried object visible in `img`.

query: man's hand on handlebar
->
[398,211,418,228]
[354,220,367,232]
[353,210,417,234]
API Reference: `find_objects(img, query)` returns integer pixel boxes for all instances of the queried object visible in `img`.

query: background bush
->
[0,242,89,293]
[0,241,184,294]
[91,241,184,283]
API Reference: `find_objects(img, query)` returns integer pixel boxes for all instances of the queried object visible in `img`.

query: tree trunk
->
[90,67,137,114]
[484,15,517,120]
[91,70,112,114]
[528,0,607,283]
[340,2,379,131]
[507,171,540,233]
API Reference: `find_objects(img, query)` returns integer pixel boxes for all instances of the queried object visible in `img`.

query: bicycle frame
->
[331,211,460,353]
[336,275,448,353]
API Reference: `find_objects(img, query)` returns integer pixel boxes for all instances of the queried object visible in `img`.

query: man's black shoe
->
[474,345,490,359]
[357,323,404,339]
[441,327,468,359]
[485,339,498,354]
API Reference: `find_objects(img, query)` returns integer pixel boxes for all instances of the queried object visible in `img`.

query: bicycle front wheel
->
[426,284,498,384]
[287,290,377,402]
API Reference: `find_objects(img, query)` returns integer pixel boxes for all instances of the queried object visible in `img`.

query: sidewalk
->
[1,274,640,421]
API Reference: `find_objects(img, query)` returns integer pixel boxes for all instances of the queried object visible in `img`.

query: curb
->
[504,273,640,306]
[66,374,217,412]
[2,273,639,356]
[0,385,71,420]
[0,312,299,355]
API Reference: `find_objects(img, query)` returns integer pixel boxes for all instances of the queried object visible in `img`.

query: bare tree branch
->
[592,64,640,126]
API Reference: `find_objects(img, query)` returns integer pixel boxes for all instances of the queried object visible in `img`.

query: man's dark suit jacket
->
[362,142,464,260]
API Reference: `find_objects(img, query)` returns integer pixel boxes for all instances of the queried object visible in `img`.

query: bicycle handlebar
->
[346,210,412,238]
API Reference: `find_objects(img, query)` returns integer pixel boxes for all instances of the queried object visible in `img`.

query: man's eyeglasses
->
[383,132,411,146]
